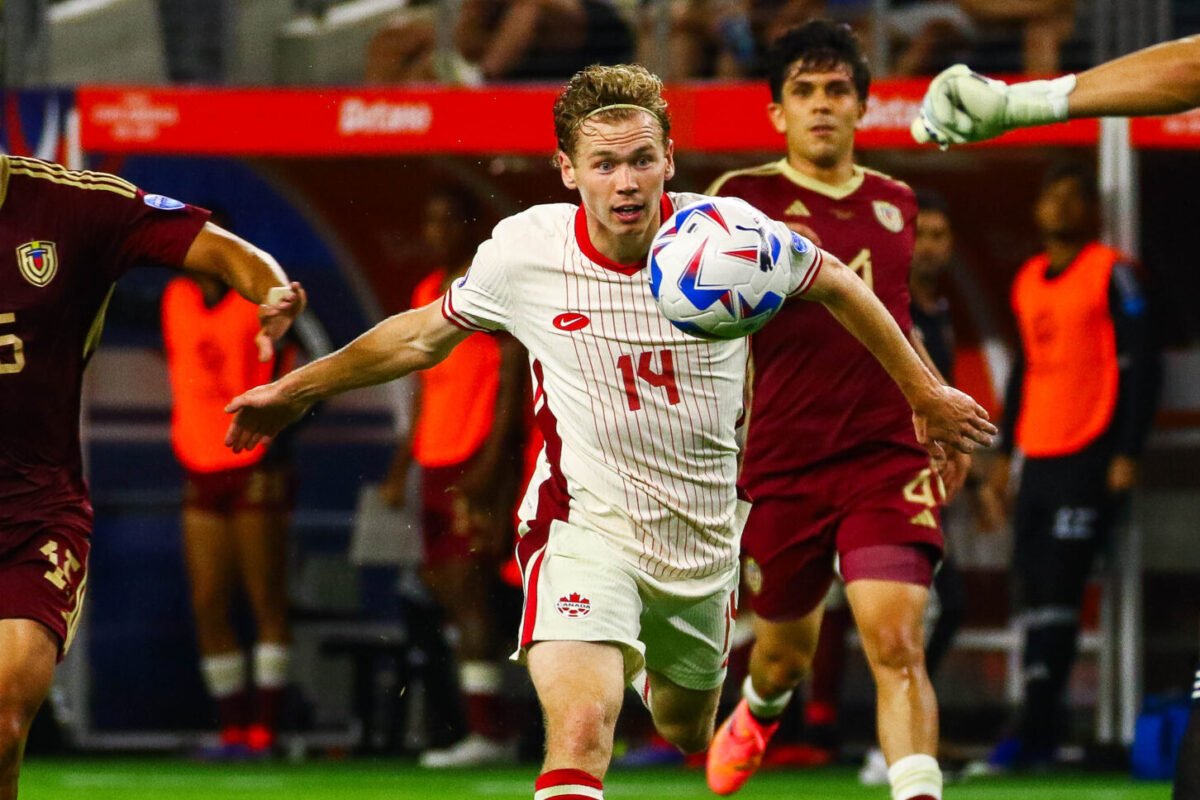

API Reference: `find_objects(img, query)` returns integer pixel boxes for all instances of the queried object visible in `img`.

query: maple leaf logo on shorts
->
[556,592,592,618]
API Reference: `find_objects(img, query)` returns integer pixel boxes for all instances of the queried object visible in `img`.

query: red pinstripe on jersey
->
[449,193,747,581]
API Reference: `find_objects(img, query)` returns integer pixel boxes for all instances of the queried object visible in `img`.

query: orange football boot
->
[706,699,781,795]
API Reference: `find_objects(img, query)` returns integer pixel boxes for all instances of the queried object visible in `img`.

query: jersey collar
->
[777,158,865,200]
[574,193,675,275]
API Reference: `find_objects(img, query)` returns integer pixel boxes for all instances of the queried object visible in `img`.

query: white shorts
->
[512,520,740,691]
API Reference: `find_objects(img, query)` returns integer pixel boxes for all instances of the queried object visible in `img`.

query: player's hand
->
[911,64,1076,148]
[936,447,972,503]
[224,381,311,453]
[378,474,408,508]
[911,384,996,454]
[1107,455,1139,493]
[912,65,1007,147]
[255,281,307,362]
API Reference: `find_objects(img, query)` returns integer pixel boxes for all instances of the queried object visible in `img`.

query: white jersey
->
[443,192,820,580]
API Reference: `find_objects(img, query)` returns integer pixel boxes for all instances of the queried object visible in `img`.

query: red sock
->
[217,689,250,744]
[255,687,284,735]
[534,768,603,799]
[465,691,508,740]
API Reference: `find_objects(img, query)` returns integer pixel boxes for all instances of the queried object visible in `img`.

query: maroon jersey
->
[710,160,923,496]
[0,155,210,531]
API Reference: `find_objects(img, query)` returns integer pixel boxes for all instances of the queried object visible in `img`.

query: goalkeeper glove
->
[911,64,1077,148]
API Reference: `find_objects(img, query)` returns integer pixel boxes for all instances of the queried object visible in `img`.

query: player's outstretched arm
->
[913,36,1200,147]
[184,222,307,361]
[802,252,996,454]
[224,301,471,453]
[1068,35,1200,118]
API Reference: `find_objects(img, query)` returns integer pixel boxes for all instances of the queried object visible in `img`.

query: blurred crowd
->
[362,0,1085,84]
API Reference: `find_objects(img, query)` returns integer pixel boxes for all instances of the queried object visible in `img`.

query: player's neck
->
[587,214,657,266]
[910,276,940,311]
[786,151,856,187]
[1044,237,1087,274]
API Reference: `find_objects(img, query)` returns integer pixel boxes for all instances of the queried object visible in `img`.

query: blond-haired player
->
[225,64,994,799]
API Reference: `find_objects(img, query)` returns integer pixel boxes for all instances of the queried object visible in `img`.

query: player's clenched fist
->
[912,64,1077,147]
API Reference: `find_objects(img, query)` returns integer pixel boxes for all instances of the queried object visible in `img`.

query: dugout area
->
[3,82,1196,772]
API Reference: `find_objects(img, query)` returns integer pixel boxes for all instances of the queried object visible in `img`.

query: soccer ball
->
[649,197,796,340]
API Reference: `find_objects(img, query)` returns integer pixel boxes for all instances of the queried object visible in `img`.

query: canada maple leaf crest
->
[555,592,592,618]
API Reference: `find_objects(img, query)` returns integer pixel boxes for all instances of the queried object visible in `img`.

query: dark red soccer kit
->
[0,155,208,652]
[711,161,942,620]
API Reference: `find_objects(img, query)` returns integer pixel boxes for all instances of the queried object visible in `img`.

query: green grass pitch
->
[21,758,1171,799]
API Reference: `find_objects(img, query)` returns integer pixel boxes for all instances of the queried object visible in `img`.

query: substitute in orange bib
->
[379,188,526,768]
[163,272,297,759]
[982,161,1158,771]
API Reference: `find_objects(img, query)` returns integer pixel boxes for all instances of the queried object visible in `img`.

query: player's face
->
[1035,176,1094,240]
[912,209,953,280]
[559,112,675,259]
[769,63,865,170]
[422,195,468,264]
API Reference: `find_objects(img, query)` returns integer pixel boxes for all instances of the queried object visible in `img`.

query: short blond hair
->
[553,64,671,159]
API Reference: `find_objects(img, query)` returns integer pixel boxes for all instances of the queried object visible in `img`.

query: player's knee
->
[657,718,713,754]
[547,699,618,760]
[757,645,813,690]
[0,702,32,766]
[865,623,925,672]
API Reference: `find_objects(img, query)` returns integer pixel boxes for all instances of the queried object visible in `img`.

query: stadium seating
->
[46,0,167,83]
[275,0,410,85]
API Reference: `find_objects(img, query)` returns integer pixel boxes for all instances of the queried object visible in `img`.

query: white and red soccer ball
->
[649,197,795,340]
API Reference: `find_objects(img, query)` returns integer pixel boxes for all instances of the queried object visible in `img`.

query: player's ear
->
[558,151,578,190]
[855,98,868,128]
[664,139,676,181]
[767,102,786,135]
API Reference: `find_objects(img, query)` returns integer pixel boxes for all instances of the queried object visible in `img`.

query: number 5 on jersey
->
[617,349,680,411]
[0,313,25,375]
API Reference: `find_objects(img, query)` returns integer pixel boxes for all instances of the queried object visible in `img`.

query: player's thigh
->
[0,524,89,661]
[639,565,739,693]
[834,459,946,566]
[513,521,647,683]
[646,670,721,732]
[527,640,625,736]
[740,495,839,621]
[845,576,931,666]
[0,619,58,725]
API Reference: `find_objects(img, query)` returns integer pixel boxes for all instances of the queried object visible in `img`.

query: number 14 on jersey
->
[617,349,680,411]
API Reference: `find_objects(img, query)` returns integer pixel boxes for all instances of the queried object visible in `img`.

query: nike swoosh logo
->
[553,312,590,331]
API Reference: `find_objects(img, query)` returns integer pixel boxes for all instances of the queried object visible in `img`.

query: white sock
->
[201,652,246,699]
[742,675,791,720]
[887,753,942,800]
[253,643,290,690]
[460,660,503,694]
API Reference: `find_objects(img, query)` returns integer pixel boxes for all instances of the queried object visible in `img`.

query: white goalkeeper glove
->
[911,64,1077,148]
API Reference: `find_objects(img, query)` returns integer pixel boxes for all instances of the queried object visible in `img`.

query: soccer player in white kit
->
[225,64,995,800]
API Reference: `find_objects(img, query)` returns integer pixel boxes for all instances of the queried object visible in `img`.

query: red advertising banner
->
[77,82,1100,156]
[1131,109,1200,148]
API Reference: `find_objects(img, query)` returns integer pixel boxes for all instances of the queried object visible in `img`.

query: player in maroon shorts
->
[705,22,964,800]
[0,154,303,799]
